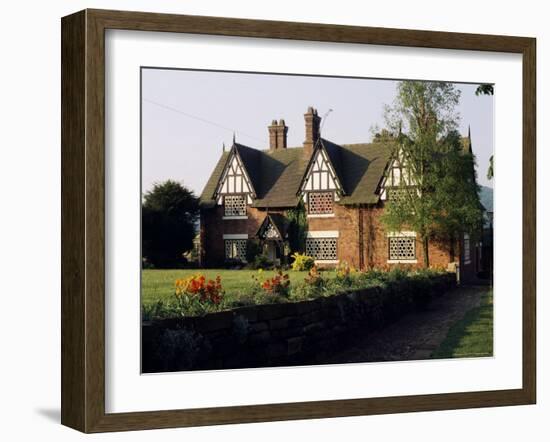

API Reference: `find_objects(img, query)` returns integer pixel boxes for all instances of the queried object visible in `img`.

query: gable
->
[300,147,343,194]
[256,213,289,240]
[214,148,255,205]
[379,146,415,200]
[258,217,281,240]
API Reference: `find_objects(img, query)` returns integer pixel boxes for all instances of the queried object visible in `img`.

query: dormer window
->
[307,191,334,215]
[223,195,247,217]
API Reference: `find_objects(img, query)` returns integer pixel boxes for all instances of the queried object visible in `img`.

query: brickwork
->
[202,201,455,270]
[202,205,280,266]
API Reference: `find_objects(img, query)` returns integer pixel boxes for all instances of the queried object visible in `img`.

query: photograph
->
[140,68,495,373]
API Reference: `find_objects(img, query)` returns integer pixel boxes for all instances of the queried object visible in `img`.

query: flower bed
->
[142,266,450,320]
[142,270,456,372]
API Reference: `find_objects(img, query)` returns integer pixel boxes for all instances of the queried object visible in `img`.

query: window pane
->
[308,192,334,214]
[388,237,416,260]
[224,195,247,216]
[224,239,247,261]
[306,238,337,260]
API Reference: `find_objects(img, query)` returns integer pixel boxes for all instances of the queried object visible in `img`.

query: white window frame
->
[223,234,248,262]
[306,231,339,263]
[222,194,248,219]
[387,231,418,264]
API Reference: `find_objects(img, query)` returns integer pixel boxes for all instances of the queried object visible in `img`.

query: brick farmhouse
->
[199,107,481,279]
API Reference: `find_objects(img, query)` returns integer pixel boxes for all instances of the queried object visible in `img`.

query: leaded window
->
[388,188,408,203]
[306,238,337,261]
[388,236,416,261]
[308,192,334,215]
[224,195,247,217]
[224,239,247,261]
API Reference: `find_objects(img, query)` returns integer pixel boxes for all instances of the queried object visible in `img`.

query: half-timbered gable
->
[256,214,289,241]
[300,145,344,215]
[301,145,343,194]
[214,145,257,217]
[379,146,416,202]
[215,147,255,201]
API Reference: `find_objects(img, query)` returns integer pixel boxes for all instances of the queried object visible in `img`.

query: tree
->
[142,180,199,268]
[286,201,308,254]
[381,81,483,267]
[475,84,494,96]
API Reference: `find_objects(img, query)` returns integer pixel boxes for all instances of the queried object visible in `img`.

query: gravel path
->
[325,286,488,364]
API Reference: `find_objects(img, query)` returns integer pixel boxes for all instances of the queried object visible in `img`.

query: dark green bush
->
[245,239,262,263]
[251,254,274,270]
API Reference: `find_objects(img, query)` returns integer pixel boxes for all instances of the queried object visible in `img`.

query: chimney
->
[303,106,321,157]
[277,119,288,149]
[268,119,288,150]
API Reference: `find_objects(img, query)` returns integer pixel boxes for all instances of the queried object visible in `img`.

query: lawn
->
[142,268,312,307]
[431,290,493,359]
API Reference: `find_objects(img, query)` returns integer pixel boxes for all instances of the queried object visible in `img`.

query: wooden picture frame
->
[61,8,536,433]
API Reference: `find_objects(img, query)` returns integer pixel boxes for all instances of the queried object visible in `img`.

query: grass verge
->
[431,290,493,359]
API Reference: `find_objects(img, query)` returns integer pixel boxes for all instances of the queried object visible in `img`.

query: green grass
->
[431,291,493,359]
[142,269,311,307]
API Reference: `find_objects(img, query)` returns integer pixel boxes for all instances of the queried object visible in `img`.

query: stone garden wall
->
[142,273,456,372]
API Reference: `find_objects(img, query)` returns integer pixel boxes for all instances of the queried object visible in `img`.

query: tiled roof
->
[199,151,229,208]
[200,139,395,209]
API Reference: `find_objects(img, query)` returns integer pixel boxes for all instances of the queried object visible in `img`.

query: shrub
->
[142,300,165,321]
[334,261,357,287]
[245,239,262,263]
[142,257,155,269]
[224,258,245,269]
[291,266,326,300]
[291,252,315,271]
[304,266,325,289]
[251,254,274,270]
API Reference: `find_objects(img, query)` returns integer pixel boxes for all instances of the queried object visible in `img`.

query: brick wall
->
[201,206,274,266]
[201,202,456,269]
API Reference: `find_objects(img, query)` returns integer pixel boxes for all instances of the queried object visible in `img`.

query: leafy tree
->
[142,180,199,268]
[381,81,483,267]
[475,84,494,96]
[286,200,308,253]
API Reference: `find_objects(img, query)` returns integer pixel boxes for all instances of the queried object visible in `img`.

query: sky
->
[141,68,494,196]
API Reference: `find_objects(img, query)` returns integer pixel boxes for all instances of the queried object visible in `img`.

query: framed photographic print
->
[61,9,536,433]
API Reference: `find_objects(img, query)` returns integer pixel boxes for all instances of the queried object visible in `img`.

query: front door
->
[265,241,277,262]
